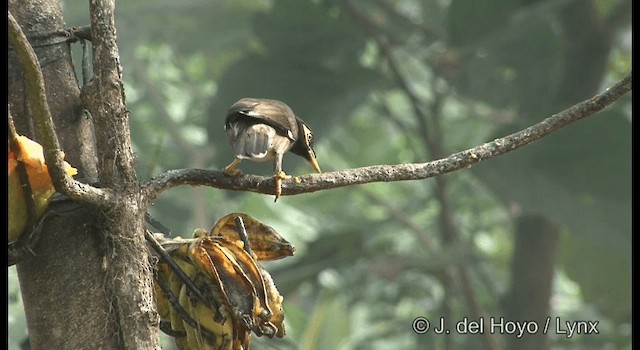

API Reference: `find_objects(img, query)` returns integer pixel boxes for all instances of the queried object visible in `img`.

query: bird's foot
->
[273,171,291,202]
[223,165,243,177]
[223,158,243,176]
[275,171,292,181]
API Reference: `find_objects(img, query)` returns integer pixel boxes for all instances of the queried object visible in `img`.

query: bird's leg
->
[273,153,291,201]
[223,157,243,176]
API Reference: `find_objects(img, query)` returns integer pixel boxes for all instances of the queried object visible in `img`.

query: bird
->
[223,98,321,201]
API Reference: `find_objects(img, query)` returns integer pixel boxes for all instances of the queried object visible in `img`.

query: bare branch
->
[8,12,66,182]
[370,0,444,40]
[8,11,114,208]
[130,60,208,161]
[360,189,439,252]
[79,2,160,349]
[142,73,631,202]
[81,0,137,187]
[342,0,444,158]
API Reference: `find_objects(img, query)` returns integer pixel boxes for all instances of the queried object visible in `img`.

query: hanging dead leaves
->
[151,213,295,350]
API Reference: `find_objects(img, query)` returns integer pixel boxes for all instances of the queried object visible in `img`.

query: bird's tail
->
[240,127,270,159]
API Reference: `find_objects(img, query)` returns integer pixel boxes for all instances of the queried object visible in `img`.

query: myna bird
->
[223,98,321,201]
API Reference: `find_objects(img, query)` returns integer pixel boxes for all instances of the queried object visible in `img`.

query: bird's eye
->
[302,124,314,145]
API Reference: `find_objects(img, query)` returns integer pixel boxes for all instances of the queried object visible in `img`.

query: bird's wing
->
[226,98,297,141]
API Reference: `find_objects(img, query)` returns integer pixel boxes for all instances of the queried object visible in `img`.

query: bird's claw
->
[275,171,292,181]
[223,158,244,176]
[223,166,242,177]
[224,168,243,177]
[273,171,291,202]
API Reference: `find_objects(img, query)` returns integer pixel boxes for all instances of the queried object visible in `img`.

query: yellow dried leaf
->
[8,135,77,242]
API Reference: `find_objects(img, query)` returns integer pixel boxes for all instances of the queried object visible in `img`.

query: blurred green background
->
[9,0,631,349]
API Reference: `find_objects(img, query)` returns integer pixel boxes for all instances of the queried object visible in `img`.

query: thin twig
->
[370,0,444,40]
[360,189,438,252]
[154,266,216,342]
[343,0,447,163]
[145,213,173,236]
[234,216,255,258]
[130,60,199,158]
[345,4,506,348]
[373,94,424,157]
[8,11,69,188]
[145,231,208,305]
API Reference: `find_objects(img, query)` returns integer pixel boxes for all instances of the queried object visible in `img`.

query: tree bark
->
[9,0,160,348]
[8,0,117,348]
[506,215,559,350]
[81,0,160,347]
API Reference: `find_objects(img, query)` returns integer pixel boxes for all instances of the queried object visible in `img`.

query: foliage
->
[10,0,630,349]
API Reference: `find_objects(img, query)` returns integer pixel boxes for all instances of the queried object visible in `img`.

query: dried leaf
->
[210,213,295,261]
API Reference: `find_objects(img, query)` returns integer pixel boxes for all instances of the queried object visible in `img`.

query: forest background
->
[8,1,631,349]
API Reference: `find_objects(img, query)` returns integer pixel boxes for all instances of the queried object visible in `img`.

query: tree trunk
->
[9,0,160,348]
[506,215,559,350]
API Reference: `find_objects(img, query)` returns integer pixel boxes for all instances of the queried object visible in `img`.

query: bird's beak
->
[308,153,321,173]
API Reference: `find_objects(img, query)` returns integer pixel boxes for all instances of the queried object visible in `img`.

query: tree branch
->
[130,58,214,168]
[78,2,160,349]
[370,0,444,40]
[142,73,631,202]
[360,189,439,252]
[8,11,114,208]
[82,0,137,188]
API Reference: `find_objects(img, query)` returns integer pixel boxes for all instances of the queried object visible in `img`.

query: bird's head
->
[290,117,321,173]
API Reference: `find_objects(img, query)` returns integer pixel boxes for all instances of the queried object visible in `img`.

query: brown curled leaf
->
[190,237,256,341]
[216,239,273,324]
[209,213,295,261]
[199,239,262,321]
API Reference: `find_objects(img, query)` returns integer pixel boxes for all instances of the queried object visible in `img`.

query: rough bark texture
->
[8,1,98,178]
[82,0,138,186]
[8,0,116,349]
[80,0,160,348]
[9,0,160,349]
